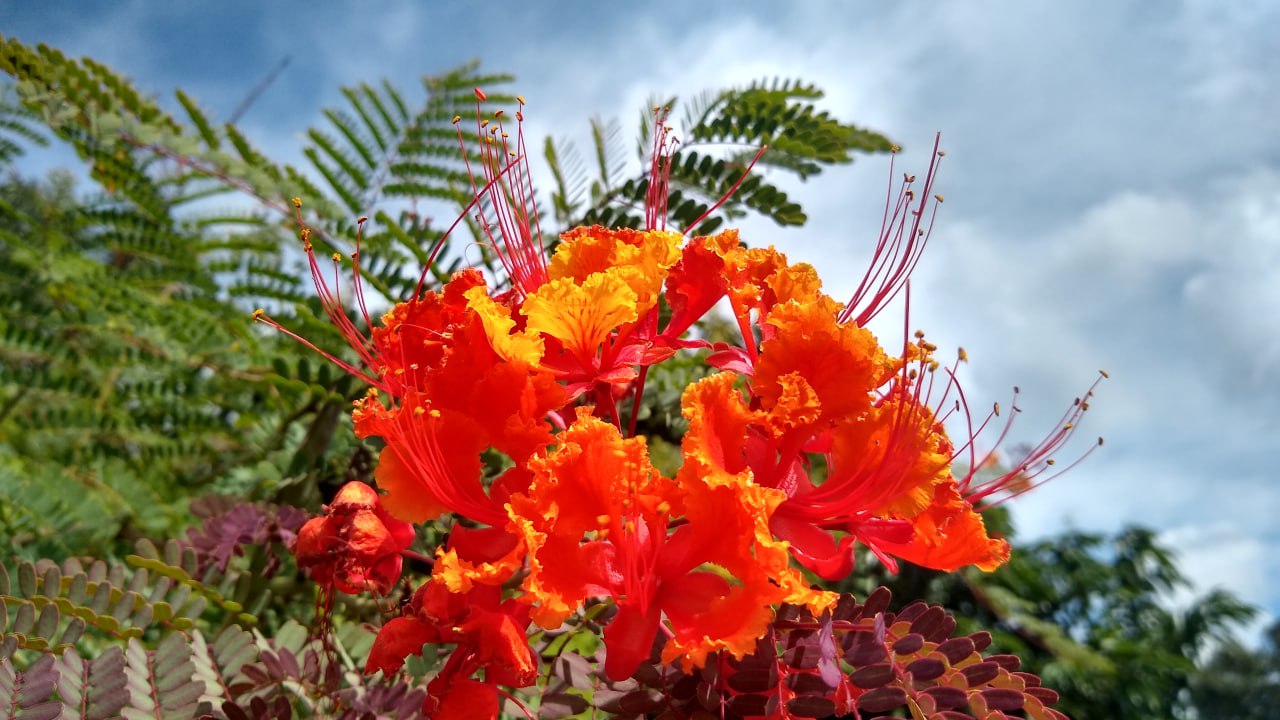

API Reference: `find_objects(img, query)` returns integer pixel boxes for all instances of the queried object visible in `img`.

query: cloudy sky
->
[5,1,1277,634]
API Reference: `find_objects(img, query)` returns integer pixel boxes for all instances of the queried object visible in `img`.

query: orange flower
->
[352,271,565,527]
[508,226,684,408]
[510,412,804,679]
[292,481,415,595]
[871,482,1011,572]
[366,576,537,717]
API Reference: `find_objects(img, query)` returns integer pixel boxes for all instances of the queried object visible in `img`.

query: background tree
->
[0,35,1264,719]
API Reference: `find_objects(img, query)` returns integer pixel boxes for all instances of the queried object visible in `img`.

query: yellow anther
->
[1100,369,1110,378]
[429,409,441,418]
[331,252,341,262]
[291,197,302,209]
[595,514,610,526]
[394,368,405,376]
[922,342,937,352]
[251,308,265,320]
[501,132,509,138]
[517,95,526,105]
[452,115,461,124]
[656,501,671,515]
[494,109,504,118]
[481,119,490,128]
[993,402,1001,416]
[357,215,368,224]
[414,406,426,416]
[957,347,968,362]
[890,144,901,153]
[516,111,523,121]
[935,194,944,202]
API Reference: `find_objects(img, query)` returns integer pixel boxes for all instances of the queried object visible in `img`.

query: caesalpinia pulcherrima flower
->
[258,90,1101,715]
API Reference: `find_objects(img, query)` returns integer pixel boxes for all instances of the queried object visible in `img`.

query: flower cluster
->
[260,91,1099,717]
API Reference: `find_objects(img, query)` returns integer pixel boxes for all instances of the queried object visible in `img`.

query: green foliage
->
[1190,620,1280,720]
[0,35,890,563]
[545,78,894,234]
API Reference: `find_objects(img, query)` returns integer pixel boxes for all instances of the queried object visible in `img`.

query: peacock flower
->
[293,481,415,595]
[366,575,538,717]
[260,88,1102,710]
[349,269,565,528]
[514,226,683,406]
[508,411,803,680]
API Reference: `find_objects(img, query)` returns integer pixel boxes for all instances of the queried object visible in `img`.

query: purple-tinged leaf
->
[539,691,589,718]
[987,653,1022,671]
[617,689,664,714]
[919,685,968,710]
[981,687,1026,711]
[961,661,1000,686]
[726,667,776,693]
[891,633,924,655]
[872,611,887,645]
[844,639,888,666]
[906,656,947,681]
[816,614,841,687]
[22,702,63,720]
[786,673,831,695]
[936,636,976,664]
[856,686,908,712]
[862,587,892,619]
[726,693,776,716]
[551,652,594,690]
[896,601,927,623]
[969,630,992,652]
[19,655,57,704]
[849,662,895,689]
[786,696,836,718]
[668,673,699,702]
[696,681,720,711]
[908,605,946,640]
[1026,686,1060,704]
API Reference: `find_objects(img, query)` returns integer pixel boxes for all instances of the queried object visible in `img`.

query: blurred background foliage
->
[0,35,1273,718]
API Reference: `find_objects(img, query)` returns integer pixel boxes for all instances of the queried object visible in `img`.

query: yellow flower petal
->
[522,274,638,359]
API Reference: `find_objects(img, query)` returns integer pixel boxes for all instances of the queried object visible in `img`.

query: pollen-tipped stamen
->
[841,134,944,327]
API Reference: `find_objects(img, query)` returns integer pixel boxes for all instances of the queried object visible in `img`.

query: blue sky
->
[5,1,1278,633]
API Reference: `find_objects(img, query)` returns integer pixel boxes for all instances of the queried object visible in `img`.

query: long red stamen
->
[385,404,506,526]
[841,134,944,327]
[959,372,1108,506]
[683,145,768,237]
[450,90,548,298]
[645,108,676,231]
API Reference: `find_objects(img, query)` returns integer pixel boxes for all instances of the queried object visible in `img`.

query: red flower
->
[365,576,537,717]
[292,481,415,595]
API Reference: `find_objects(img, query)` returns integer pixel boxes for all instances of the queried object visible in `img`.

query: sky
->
[4,1,1277,635]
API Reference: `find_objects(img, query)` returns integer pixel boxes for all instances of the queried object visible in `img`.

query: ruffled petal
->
[365,616,439,675]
